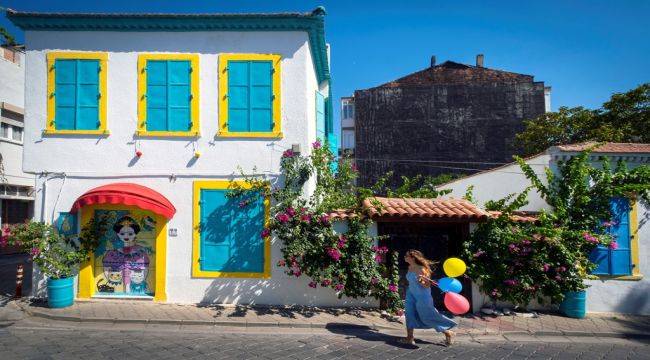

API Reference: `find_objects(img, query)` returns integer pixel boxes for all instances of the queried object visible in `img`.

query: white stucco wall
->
[437,154,551,212]
[23,30,374,307]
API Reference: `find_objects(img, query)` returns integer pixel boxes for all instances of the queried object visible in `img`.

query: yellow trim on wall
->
[137,53,200,137]
[76,204,168,301]
[46,52,109,135]
[192,180,271,279]
[217,53,282,138]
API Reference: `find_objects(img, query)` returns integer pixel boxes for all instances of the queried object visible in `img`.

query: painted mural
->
[93,209,156,297]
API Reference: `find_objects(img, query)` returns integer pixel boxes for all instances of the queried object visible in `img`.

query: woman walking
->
[400,249,457,346]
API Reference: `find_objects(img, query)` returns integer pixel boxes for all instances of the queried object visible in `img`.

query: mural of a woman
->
[102,216,150,294]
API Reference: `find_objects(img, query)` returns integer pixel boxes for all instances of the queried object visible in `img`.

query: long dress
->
[405,271,457,332]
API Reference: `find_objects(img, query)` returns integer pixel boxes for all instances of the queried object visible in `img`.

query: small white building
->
[438,142,650,315]
[339,96,354,155]
[0,44,34,246]
[8,7,358,306]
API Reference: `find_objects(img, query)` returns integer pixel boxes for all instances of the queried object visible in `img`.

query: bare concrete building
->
[353,55,548,188]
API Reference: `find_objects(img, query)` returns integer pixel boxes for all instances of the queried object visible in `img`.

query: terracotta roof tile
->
[554,142,650,154]
[488,211,539,223]
[328,209,357,220]
[362,197,490,220]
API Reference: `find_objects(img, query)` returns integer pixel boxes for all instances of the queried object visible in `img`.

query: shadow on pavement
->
[325,324,443,349]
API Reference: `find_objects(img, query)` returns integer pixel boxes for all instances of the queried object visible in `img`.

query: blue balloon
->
[438,277,462,293]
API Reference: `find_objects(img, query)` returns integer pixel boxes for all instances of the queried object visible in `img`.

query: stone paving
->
[1,325,648,360]
[13,298,650,337]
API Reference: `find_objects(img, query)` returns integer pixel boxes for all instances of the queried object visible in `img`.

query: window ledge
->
[0,137,23,145]
[191,269,271,279]
[135,131,200,138]
[43,129,110,136]
[216,131,283,139]
[593,274,643,281]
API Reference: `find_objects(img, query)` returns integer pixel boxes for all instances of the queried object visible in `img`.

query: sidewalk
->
[10,298,650,338]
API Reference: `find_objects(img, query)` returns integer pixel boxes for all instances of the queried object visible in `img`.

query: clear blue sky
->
[1,0,649,125]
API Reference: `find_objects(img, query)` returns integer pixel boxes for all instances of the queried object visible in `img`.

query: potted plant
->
[1,218,103,308]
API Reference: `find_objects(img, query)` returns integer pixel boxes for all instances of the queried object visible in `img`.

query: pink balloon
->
[444,292,470,315]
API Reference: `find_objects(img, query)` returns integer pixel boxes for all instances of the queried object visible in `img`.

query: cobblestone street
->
[1,321,649,360]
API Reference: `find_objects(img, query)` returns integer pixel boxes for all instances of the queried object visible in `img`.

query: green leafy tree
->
[0,26,16,46]
[516,83,650,155]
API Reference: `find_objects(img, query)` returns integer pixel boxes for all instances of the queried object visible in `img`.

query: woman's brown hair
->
[406,250,435,287]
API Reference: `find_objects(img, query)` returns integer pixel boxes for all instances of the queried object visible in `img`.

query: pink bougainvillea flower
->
[602,221,617,227]
[395,309,405,316]
[558,266,567,273]
[334,283,344,291]
[276,213,290,223]
[542,264,550,272]
[327,247,342,261]
[312,140,321,149]
[321,279,332,286]
[609,241,619,250]
[473,250,486,258]
[378,246,389,254]
[294,270,302,277]
[319,214,330,225]
[555,275,562,281]
[351,163,358,172]
[374,254,383,263]
[370,277,379,285]
[503,279,518,286]
[388,283,398,292]
[277,259,286,267]
[30,248,40,257]
[282,149,295,158]
[261,228,271,238]
[286,207,296,217]
[371,245,378,252]
[308,281,317,288]
[508,244,518,253]
[300,214,311,223]
[491,289,500,297]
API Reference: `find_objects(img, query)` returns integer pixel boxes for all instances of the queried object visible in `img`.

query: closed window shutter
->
[146,60,191,132]
[316,92,326,140]
[610,198,632,275]
[199,189,265,273]
[589,246,610,275]
[55,59,100,130]
[228,60,273,132]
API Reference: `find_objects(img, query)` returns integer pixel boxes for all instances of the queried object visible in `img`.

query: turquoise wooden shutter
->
[228,61,250,132]
[200,189,231,272]
[199,189,265,273]
[168,60,191,131]
[316,91,325,140]
[54,59,77,130]
[228,60,273,132]
[609,198,631,275]
[589,246,609,275]
[76,60,100,130]
[146,60,168,131]
[249,61,273,132]
[146,60,191,132]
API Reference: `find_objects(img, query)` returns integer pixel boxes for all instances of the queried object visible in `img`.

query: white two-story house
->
[9,7,347,306]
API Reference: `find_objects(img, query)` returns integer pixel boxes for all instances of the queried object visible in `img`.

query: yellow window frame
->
[218,53,282,139]
[46,51,109,135]
[192,180,271,279]
[137,53,200,137]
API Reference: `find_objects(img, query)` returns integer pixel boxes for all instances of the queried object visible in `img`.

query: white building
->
[8,7,356,306]
[438,143,650,315]
[0,44,34,242]
[340,96,354,155]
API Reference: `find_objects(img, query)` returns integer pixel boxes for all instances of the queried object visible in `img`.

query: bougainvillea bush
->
[464,149,650,307]
[229,141,403,312]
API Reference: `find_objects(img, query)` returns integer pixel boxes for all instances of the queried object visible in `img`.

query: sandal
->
[398,337,416,346]
[444,330,455,346]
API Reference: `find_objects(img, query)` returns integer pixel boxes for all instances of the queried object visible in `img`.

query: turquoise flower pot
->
[47,277,74,308]
[559,291,586,319]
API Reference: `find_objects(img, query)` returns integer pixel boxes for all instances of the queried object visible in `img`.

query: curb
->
[19,306,398,331]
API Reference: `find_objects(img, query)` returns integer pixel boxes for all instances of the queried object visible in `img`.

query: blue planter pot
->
[47,277,74,308]
[560,291,586,319]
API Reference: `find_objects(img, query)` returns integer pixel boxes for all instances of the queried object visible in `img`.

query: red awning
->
[70,183,176,219]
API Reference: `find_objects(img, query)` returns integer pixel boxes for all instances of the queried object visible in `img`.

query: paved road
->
[1,323,648,360]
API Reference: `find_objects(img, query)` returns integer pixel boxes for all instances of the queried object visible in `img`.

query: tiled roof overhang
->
[363,197,490,221]
[6,7,330,84]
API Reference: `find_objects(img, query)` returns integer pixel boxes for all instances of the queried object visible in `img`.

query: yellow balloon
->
[443,257,467,278]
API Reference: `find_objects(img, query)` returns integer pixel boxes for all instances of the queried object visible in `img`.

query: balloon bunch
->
[426,257,470,315]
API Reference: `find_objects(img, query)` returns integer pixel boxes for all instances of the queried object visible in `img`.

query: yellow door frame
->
[77,204,167,302]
